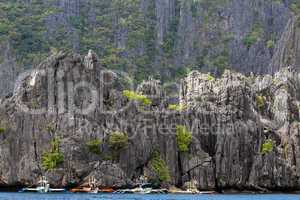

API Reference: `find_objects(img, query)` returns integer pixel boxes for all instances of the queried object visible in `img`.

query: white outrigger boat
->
[132,183,153,194]
[20,176,66,193]
[114,183,153,194]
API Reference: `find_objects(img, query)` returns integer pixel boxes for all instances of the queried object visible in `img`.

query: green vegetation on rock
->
[46,122,56,134]
[256,95,265,111]
[243,25,263,49]
[150,151,171,183]
[168,104,187,111]
[289,0,300,14]
[297,16,300,28]
[207,74,215,81]
[108,131,128,152]
[267,40,275,49]
[86,139,102,155]
[42,138,64,171]
[261,139,274,155]
[0,127,5,134]
[123,90,152,106]
[176,125,192,152]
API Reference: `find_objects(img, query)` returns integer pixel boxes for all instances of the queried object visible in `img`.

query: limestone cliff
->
[0,51,299,191]
[0,42,20,97]
[269,15,300,73]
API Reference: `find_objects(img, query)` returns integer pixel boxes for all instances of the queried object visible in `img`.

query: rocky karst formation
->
[0,51,299,191]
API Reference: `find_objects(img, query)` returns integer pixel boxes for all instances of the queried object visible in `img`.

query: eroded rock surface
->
[0,51,299,191]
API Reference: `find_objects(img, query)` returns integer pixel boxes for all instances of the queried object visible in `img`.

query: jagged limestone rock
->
[84,50,99,70]
[0,52,299,191]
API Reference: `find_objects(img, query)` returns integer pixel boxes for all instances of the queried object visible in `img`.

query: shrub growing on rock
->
[150,151,171,183]
[243,25,262,49]
[207,74,215,81]
[290,2,300,14]
[86,139,102,155]
[261,139,274,155]
[0,127,5,134]
[42,138,64,171]
[256,95,265,111]
[176,125,192,152]
[108,131,128,152]
[123,90,152,106]
[46,122,56,134]
[168,104,187,111]
[266,40,275,49]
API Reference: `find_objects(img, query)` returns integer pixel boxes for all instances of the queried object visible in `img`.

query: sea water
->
[0,193,299,200]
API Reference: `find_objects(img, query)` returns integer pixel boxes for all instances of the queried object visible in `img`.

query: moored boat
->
[99,188,114,193]
[70,177,99,194]
[20,176,65,193]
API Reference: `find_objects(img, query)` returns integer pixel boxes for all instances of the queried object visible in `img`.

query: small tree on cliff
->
[108,131,128,160]
[86,139,102,155]
[149,151,171,184]
[261,139,274,155]
[176,125,192,152]
[42,138,64,171]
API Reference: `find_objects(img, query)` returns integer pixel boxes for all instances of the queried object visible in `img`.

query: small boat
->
[99,188,114,193]
[70,187,92,193]
[89,188,99,194]
[20,176,65,193]
[135,183,153,194]
[70,177,99,194]
[168,186,198,194]
[114,189,134,194]
[199,191,216,194]
[115,183,153,194]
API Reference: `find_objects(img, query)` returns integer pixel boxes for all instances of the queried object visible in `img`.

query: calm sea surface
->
[0,193,299,200]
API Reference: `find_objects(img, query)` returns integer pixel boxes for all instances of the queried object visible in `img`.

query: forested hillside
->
[0,0,299,90]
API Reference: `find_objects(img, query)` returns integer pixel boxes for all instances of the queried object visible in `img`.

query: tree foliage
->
[261,139,274,155]
[256,95,265,111]
[0,127,5,134]
[149,151,171,182]
[42,138,64,171]
[108,131,128,152]
[168,104,187,111]
[243,25,263,49]
[86,139,102,155]
[267,40,275,49]
[176,125,192,152]
[123,90,152,106]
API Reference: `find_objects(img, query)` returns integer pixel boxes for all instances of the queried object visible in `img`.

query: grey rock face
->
[88,161,131,188]
[173,0,291,75]
[0,42,20,97]
[0,51,299,191]
[226,0,291,74]
[155,0,176,45]
[269,15,300,73]
[84,50,99,70]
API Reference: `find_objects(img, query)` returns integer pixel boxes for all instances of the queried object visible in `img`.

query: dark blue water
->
[0,193,299,200]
